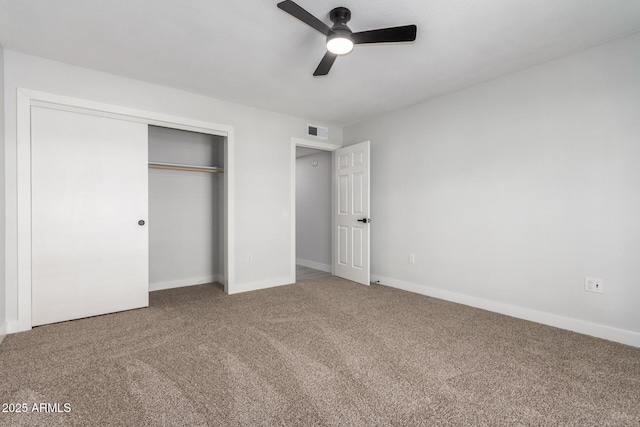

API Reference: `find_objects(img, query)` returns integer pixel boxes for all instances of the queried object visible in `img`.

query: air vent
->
[307,124,328,140]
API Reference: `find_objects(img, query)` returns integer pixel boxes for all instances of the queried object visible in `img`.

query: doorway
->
[295,146,332,281]
[290,138,372,286]
[290,138,340,282]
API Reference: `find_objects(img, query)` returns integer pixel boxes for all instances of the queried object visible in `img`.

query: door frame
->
[15,88,235,332]
[290,137,341,282]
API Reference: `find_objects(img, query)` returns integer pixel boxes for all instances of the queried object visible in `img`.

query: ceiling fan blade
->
[313,52,338,76]
[277,1,332,36]
[352,25,417,45]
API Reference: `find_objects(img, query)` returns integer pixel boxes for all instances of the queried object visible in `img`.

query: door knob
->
[357,218,371,223]
[138,220,145,226]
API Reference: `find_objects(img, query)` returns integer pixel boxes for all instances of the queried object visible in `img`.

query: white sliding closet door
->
[31,106,149,326]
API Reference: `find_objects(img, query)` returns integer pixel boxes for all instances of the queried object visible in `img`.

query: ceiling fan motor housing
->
[328,7,353,50]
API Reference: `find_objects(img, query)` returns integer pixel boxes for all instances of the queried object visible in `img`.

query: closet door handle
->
[357,218,371,223]
[138,220,145,226]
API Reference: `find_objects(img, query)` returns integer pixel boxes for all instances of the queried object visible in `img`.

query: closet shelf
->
[148,162,224,174]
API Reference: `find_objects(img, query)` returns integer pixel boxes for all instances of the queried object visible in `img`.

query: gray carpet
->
[1,277,639,426]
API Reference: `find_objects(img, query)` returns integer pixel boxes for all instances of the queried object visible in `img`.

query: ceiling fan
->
[277,0,417,76]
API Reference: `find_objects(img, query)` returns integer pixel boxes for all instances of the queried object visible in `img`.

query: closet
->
[148,125,225,291]
[29,104,227,327]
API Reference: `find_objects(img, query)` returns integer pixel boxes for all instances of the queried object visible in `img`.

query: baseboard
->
[229,276,295,295]
[296,258,332,273]
[372,274,640,348]
[7,320,22,334]
[149,275,221,292]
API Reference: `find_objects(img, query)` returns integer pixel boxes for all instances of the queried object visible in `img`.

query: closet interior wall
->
[148,125,225,291]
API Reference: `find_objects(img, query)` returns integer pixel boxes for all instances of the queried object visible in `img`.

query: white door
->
[334,141,370,285]
[31,106,149,326]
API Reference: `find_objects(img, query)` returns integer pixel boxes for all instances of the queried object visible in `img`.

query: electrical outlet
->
[247,253,253,263]
[585,277,603,293]
[409,253,415,264]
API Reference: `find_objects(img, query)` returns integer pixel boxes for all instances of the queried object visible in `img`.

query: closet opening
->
[148,125,226,292]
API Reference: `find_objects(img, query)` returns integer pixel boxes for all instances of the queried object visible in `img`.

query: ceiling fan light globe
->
[327,37,354,55]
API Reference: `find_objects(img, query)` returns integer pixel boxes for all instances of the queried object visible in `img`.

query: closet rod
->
[148,162,224,174]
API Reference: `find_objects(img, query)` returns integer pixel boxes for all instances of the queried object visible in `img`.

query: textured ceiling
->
[1,0,640,126]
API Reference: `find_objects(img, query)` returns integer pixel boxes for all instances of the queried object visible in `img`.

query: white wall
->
[3,50,343,331]
[148,126,223,291]
[344,33,640,347]
[296,149,332,271]
[0,44,6,343]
